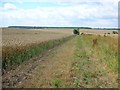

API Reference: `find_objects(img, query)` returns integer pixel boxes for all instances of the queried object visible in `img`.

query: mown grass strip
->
[2,35,75,70]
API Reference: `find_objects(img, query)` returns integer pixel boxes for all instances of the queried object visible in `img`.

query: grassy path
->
[2,36,76,88]
[3,35,118,88]
[20,37,76,88]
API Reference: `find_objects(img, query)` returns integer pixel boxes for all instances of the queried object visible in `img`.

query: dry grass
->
[22,37,76,88]
[72,35,118,88]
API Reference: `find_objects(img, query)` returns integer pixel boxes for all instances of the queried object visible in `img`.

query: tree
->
[73,28,79,35]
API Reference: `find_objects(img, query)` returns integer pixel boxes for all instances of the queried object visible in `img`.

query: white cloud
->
[3,3,17,10]
[0,1,118,28]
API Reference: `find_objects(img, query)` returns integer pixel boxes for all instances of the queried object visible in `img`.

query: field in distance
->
[2,28,118,47]
[2,28,73,47]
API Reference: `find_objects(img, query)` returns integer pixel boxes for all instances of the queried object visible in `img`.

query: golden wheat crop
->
[2,28,73,56]
[2,28,74,69]
[2,28,73,47]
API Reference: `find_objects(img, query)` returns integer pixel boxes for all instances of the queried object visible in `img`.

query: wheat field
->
[2,28,74,70]
[2,28,73,47]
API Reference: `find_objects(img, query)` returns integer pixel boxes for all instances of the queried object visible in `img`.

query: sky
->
[0,0,119,28]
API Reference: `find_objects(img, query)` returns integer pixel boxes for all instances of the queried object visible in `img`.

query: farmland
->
[2,28,73,70]
[2,28,73,47]
[2,28,119,88]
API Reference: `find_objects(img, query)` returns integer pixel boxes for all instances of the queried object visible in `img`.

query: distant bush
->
[81,33,84,35]
[73,29,79,35]
[104,34,107,37]
[112,31,118,34]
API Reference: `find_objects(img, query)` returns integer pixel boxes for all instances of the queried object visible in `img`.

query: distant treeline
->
[8,26,45,29]
[8,26,92,29]
[93,28,119,30]
[8,26,119,30]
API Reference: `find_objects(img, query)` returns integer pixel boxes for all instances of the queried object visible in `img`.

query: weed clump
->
[112,31,118,34]
[92,38,98,47]
[52,79,62,88]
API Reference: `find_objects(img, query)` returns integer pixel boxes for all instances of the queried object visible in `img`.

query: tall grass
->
[72,35,118,87]
[78,35,118,72]
[96,36,118,72]
[2,35,75,70]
